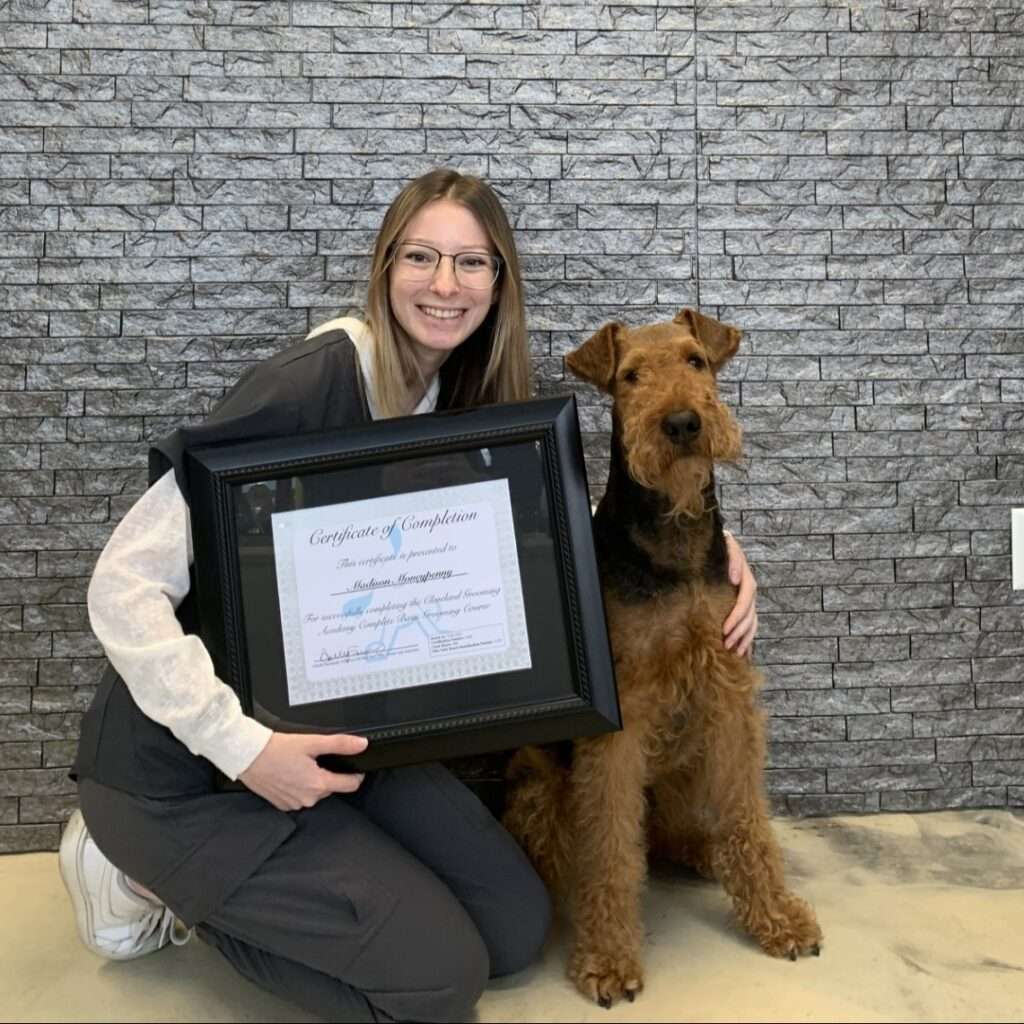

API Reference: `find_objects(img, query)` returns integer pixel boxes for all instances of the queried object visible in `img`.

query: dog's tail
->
[503,745,575,901]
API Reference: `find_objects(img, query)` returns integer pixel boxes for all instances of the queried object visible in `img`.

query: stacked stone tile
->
[0,1,1021,851]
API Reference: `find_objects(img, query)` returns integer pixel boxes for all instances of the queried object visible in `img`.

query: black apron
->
[72,329,374,799]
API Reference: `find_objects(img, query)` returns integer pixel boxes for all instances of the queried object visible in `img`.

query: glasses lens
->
[454,252,499,289]
[394,243,439,278]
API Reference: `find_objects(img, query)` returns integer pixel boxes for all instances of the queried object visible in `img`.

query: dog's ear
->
[565,322,624,392]
[673,308,741,372]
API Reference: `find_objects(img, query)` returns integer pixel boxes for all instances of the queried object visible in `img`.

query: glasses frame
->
[389,241,502,290]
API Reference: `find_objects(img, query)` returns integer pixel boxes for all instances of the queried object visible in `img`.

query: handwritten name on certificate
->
[271,479,532,706]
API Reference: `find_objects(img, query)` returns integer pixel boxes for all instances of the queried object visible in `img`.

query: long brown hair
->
[364,169,532,418]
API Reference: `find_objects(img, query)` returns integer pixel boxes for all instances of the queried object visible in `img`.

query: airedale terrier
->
[504,309,822,1007]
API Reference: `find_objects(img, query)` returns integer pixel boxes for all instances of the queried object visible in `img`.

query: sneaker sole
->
[58,812,144,961]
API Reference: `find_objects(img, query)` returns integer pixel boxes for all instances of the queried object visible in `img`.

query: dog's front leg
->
[701,700,823,959]
[567,726,650,1007]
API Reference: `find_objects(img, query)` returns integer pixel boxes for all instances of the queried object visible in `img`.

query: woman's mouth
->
[419,305,465,321]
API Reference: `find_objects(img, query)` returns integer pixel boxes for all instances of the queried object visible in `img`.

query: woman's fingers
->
[307,732,368,758]
[240,732,370,809]
[307,733,367,794]
[722,532,758,657]
[318,769,366,795]
[726,606,758,658]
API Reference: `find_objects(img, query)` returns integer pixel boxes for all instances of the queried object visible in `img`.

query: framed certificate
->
[185,396,621,771]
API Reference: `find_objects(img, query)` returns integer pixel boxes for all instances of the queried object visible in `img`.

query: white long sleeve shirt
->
[86,319,440,780]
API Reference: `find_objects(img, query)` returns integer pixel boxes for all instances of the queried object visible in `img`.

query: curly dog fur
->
[504,309,822,1007]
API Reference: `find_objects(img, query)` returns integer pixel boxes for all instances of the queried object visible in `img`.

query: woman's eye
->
[398,245,435,265]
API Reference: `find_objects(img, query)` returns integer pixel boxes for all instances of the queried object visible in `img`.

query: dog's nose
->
[662,411,702,445]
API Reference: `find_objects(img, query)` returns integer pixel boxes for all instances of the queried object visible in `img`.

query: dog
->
[504,309,822,1007]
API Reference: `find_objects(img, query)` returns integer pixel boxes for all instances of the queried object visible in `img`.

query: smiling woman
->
[363,169,531,419]
[62,169,549,1024]
[388,200,499,380]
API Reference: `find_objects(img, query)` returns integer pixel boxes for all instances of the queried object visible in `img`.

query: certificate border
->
[273,479,531,703]
[185,395,621,770]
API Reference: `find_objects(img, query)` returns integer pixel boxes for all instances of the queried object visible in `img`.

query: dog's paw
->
[755,894,823,960]
[568,947,644,1008]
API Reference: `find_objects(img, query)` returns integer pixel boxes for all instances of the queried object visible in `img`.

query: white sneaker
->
[58,809,193,960]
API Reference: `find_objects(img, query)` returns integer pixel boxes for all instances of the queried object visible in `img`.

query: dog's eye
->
[687,355,705,371]
[622,369,639,384]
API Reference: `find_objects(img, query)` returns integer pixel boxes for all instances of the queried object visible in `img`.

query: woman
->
[60,169,758,1022]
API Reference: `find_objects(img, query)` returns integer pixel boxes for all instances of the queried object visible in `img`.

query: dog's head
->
[566,309,743,518]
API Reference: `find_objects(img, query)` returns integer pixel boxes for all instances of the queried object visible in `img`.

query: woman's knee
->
[423,937,490,1022]
[369,914,489,1023]
[487,854,552,977]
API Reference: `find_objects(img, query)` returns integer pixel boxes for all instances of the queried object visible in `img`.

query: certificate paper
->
[271,479,532,706]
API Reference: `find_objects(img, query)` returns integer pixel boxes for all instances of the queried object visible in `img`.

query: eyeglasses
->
[390,242,501,290]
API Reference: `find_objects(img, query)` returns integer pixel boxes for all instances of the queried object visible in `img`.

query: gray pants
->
[80,763,551,1022]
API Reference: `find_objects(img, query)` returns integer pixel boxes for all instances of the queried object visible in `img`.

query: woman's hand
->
[722,532,758,658]
[239,732,369,811]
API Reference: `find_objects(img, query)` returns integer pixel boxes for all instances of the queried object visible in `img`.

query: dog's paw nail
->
[626,990,636,1002]
[788,949,797,961]
[812,944,821,956]
[598,995,612,1009]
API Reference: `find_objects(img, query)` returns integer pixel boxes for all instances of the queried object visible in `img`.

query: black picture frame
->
[185,396,621,772]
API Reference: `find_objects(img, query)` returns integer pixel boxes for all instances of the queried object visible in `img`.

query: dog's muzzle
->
[662,410,701,448]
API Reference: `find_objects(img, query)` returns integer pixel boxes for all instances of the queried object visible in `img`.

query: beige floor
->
[3,809,1024,1023]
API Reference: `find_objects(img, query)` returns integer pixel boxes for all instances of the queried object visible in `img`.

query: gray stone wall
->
[1,1,1022,852]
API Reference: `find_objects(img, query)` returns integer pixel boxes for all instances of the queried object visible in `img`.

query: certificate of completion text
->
[271,479,532,706]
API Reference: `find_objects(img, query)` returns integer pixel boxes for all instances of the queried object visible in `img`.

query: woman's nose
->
[430,256,460,295]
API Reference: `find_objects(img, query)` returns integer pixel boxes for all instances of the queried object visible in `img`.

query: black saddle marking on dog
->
[594,436,731,603]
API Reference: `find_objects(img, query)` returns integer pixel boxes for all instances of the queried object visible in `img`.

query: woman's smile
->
[418,305,467,321]
[389,198,496,378]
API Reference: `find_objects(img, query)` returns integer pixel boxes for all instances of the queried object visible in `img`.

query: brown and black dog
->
[504,309,822,1007]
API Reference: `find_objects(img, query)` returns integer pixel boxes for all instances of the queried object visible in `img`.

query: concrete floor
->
[3,809,1024,1023]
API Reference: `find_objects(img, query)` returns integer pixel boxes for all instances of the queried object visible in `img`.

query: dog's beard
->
[708,411,743,463]
[659,457,714,519]
[623,409,743,520]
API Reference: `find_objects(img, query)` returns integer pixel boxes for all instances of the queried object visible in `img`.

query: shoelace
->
[118,872,193,951]
[147,905,194,948]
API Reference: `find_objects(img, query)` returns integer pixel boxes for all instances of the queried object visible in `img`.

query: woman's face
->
[388,198,497,377]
